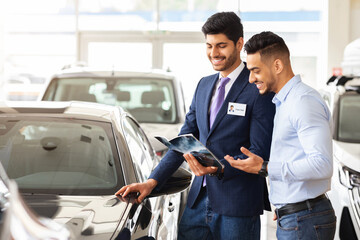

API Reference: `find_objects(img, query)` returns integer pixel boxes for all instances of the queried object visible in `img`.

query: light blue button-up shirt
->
[268,75,333,208]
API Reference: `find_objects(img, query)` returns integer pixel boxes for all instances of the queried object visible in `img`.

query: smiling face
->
[206,33,243,77]
[246,52,278,95]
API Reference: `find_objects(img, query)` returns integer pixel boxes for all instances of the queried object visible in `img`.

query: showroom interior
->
[0,0,359,239]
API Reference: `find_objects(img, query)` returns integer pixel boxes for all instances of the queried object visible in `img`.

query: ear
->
[273,59,284,74]
[236,37,244,51]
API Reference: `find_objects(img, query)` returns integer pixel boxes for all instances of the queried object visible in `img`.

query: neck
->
[274,69,295,94]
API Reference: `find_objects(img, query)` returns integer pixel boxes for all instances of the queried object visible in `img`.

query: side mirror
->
[147,167,192,198]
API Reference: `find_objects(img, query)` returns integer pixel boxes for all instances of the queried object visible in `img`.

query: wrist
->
[258,161,269,177]
[209,166,224,180]
[147,179,158,189]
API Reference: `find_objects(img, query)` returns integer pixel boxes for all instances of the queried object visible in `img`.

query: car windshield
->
[0,117,123,195]
[43,77,177,124]
[338,94,360,143]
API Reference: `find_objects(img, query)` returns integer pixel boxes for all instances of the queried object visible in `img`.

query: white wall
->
[327,0,360,78]
[350,0,360,41]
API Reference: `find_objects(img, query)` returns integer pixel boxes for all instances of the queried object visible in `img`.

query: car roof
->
[0,101,126,122]
[51,67,176,81]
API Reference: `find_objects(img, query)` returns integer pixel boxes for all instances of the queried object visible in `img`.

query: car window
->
[122,116,154,182]
[43,77,177,124]
[338,94,360,143]
[0,117,123,195]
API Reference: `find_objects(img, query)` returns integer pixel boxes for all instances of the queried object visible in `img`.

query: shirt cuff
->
[268,161,282,181]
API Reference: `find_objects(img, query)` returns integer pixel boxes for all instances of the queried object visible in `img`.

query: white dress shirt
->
[268,75,333,208]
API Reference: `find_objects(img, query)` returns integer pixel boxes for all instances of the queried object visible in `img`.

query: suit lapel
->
[202,74,220,134]
[208,67,249,135]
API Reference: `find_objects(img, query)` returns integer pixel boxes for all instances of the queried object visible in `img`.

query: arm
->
[269,94,333,182]
[114,79,204,202]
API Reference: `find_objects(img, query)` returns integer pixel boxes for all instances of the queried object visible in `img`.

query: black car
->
[0,101,191,239]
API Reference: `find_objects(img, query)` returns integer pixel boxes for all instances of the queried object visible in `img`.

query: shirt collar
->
[272,74,301,105]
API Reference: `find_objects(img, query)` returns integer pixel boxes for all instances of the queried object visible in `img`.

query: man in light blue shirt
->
[225,31,336,239]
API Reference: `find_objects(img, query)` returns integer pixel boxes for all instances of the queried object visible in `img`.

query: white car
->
[320,75,360,240]
[39,67,187,157]
[0,162,73,240]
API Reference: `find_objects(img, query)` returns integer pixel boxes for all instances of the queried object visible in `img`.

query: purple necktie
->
[203,77,230,187]
[209,77,231,128]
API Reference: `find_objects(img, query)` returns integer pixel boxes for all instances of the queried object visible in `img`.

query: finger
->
[115,186,127,196]
[187,156,201,175]
[224,155,247,171]
[184,154,201,174]
[189,155,204,169]
[273,212,278,221]
[240,147,256,158]
[224,155,235,162]
[136,194,144,204]
[183,153,192,162]
[122,186,135,198]
[224,155,240,165]
[114,188,123,196]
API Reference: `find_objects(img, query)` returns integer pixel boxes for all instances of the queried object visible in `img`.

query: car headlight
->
[338,162,360,189]
[350,173,360,187]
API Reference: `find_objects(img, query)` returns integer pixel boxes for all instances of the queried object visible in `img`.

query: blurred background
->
[0,0,358,106]
[1,1,360,239]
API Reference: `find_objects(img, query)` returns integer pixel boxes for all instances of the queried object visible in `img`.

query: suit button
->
[207,141,211,146]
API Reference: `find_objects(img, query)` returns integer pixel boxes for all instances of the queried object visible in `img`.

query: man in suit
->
[116,12,275,239]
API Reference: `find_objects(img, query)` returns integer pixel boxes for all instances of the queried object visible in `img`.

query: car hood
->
[140,123,183,152]
[333,140,360,172]
[22,194,132,239]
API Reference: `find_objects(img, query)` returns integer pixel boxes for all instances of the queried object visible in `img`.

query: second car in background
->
[39,67,187,157]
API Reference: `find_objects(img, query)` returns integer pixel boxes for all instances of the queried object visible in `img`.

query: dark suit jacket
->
[149,65,275,217]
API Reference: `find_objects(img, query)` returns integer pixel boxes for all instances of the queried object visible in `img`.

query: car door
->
[122,116,180,239]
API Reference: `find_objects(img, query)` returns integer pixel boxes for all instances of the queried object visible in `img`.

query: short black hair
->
[244,31,290,61]
[202,12,243,45]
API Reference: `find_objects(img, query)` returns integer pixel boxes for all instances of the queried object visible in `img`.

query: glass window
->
[88,42,152,69]
[0,117,122,195]
[163,43,213,107]
[3,0,76,76]
[43,76,177,124]
[122,117,154,182]
[78,0,156,31]
[290,56,317,88]
[159,0,238,31]
[338,94,360,143]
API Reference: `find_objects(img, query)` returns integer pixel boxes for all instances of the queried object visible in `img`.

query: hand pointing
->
[224,147,264,174]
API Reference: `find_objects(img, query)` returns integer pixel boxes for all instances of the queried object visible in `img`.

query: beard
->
[210,48,239,72]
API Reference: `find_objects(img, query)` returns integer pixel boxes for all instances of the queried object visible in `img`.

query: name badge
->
[228,102,246,116]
